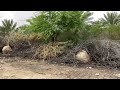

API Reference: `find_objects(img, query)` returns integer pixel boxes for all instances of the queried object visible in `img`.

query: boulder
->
[2,45,12,55]
[75,50,90,63]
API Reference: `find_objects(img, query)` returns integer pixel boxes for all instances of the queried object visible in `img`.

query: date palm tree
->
[101,12,120,26]
[0,19,17,36]
[0,19,17,45]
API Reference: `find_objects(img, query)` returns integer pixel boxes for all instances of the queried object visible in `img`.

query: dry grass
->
[33,42,67,60]
[8,31,42,44]
[3,31,43,51]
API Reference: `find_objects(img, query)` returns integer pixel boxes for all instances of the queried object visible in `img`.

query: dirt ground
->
[0,57,120,79]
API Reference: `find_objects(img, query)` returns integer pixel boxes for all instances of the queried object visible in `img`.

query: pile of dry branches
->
[50,40,120,69]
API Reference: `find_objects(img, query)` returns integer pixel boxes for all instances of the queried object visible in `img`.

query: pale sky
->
[0,11,37,26]
[91,11,120,21]
[0,11,119,26]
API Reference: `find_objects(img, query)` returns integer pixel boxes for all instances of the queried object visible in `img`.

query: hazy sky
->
[0,11,37,26]
[91,11,120,20]
[0,11,119,26]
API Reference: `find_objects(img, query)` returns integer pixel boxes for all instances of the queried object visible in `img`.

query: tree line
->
[1,11,120,44]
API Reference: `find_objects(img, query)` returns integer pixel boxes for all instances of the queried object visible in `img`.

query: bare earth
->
[0,57,120,79]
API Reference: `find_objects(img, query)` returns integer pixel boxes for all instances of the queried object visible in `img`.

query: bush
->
[8,30,43,50]
[107,25,120,40]
[26,11,93,43]
[98,25,120,40]
[33,42,68,60]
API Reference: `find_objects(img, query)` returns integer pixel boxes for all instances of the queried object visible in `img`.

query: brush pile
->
[50,40,120,69]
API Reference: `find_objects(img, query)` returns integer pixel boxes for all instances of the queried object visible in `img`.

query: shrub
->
[33,42,68,60]
[3,30,43,51]
[107,25,120,40]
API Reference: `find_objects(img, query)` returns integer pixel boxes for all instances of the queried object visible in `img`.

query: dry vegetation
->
[33,42,66,60]
[1,30,120,70]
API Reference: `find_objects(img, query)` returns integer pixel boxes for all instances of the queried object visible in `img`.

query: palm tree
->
[0,19,17,36]
[0,19,17,45]
[101,12,120,26]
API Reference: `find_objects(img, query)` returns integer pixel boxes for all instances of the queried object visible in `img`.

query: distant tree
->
[0,19,17,36]
[101,12,120,26]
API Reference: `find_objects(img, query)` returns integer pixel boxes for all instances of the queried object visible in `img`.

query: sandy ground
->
[0,57,120,79]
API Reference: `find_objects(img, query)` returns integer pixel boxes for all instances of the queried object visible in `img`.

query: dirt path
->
[0,57,120,79]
